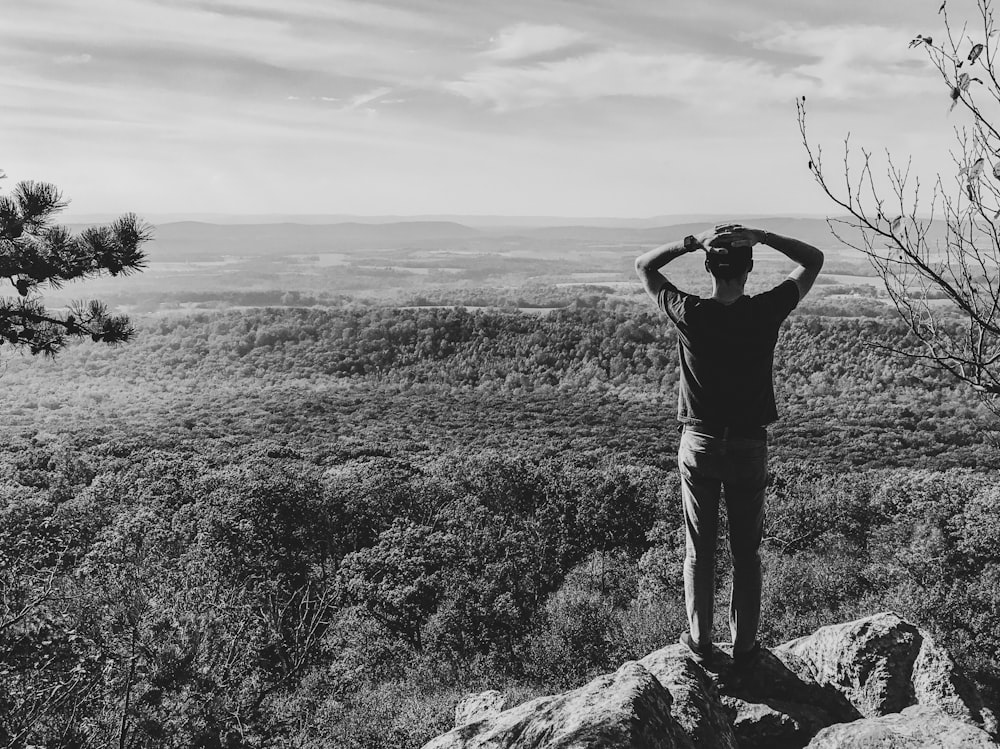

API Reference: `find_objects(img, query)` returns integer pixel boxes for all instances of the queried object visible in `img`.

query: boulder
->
[423,661,689,749]
[455,690,508,726]
[637,644,738,749]
[910,629,998,736]
[773,612,996,735]
[722,698,833,749]
[773,612,921,717]
[710,647,859,749]
[806,705,998,748]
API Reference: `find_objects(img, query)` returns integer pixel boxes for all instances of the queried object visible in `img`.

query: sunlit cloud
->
[1,0,435,83]
[446,47,803,111]
[446,21,938,112]
[483,23,591,61]
[53,52,92,64]
[742,23,939,99]
[346,86,392,110]
[282,88,393,114]
[197,0,453,34]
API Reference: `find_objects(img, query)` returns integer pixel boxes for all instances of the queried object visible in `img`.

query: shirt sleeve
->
[657,280,692,325]
[754,279,800,323]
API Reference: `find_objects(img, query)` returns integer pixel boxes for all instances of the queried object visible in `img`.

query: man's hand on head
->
[697,224,768,253]
[692,226,729,251]
[694,224,752,253]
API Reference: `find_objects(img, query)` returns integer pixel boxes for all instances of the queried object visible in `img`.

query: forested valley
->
[2,288,999,747]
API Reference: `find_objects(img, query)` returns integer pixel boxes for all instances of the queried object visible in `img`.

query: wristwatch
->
[683,235,701,252]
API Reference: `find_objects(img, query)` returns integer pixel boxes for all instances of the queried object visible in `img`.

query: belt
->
[682,423,767,440]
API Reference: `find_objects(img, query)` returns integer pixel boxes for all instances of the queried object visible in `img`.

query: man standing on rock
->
[634,223,824,666]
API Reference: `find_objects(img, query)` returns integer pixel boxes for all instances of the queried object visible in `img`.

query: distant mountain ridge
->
[515,216,853,244]
[85,216,900,262]
[133,217,876,261]
[125,220,483,259]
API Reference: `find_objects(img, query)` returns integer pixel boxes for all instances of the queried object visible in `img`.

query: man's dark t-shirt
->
[658,279,800,427]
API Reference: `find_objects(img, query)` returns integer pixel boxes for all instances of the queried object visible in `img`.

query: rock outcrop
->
[774,612,996,733]
[709,646,859,748]
[424,662,690,749]
[636,646,737,749]
[806,705,997,748]
[423,613,999,749]
[454,690,508,727]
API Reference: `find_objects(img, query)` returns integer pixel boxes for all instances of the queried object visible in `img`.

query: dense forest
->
[1,292,998,747]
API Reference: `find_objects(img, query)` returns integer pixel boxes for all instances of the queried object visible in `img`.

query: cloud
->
[283,87,392,115]
[1,0,431,85]
[741,23,938,99]
[445,20,942,112]
[346,86,392,109]
[446,47,802,111]
[201,0,451,35]
[483,23,590,61]
[54,52,92,64]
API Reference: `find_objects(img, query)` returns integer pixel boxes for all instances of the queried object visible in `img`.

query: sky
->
[0,0,974,218]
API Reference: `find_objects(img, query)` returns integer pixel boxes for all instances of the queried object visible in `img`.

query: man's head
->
[705,243,753,282]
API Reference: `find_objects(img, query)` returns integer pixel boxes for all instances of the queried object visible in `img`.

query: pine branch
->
[0,176,151,356]
[12,181,68,232]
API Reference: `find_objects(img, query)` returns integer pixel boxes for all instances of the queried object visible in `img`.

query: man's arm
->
[755,231,825,300]
[634,238,697,301]
[634,224,746,301]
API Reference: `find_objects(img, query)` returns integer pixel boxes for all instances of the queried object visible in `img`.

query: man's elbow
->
[634,256,650,278]
[804,248,824,272]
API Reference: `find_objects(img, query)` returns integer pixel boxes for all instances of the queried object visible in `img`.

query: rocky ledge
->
[423,612,999,749]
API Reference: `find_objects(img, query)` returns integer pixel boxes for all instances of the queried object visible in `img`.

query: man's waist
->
[681,422,767,440]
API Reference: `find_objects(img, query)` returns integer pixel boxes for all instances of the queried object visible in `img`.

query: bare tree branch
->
[798,2,1000,413]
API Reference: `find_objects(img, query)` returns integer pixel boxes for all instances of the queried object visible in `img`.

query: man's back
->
[659,279,800,428]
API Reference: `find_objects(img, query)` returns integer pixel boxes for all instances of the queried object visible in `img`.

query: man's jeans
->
[678,426,768,652]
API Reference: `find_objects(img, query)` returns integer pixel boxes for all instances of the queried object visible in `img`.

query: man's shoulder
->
[749,279,798,300]
[658,283,704,321]
[749,279,800,306]
[748,279,800,321]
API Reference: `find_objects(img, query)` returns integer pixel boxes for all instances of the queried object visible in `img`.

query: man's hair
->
[705,244,752,281]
